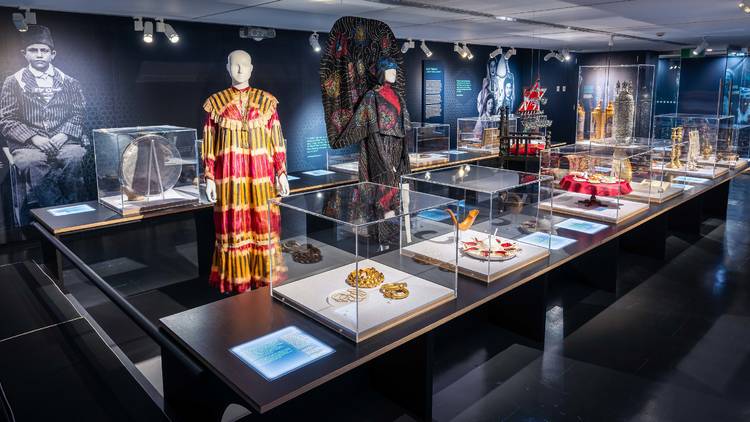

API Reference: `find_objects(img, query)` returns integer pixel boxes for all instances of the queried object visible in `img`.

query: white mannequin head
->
[384,68,397,84]
[227,50,253,88]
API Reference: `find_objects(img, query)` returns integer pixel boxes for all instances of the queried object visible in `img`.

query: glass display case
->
[325,148,360,176]
[407,122,451,168]
[652,114,733,177]
[457,115,517,153]
[402,165,553,284]
[734,124,750,168]
[576,64,655,145]
[270,182,458,342]
[93,126,200,216]
[637,138,688,203]
[540,144,652,224]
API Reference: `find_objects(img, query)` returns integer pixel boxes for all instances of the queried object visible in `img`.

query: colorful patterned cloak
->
[201,86,287,293]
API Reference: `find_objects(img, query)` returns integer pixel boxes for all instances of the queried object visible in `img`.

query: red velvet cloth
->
[559,174,632,197]
[509,143,545,156]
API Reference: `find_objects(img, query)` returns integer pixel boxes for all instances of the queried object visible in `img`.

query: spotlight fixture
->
[133,16,144,31]
[401,38,415,54]
[309,31,321,52]
[156,19,180,43]
[420,40,432,57]
[543,50,556,62]
[693,38,708,56]
[561,48,571,61]
[454,42,467,58]
[12,8,36,32]
[496,16,517,22]
[504,46,517,60]
[143,20,154,43]
[463,43,474,60]
[740,1,750,13]
[608,34,615,47]
[489,46,503,59]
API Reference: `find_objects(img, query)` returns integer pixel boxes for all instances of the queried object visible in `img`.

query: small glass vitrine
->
[652,113,734,178]
[92,126,200,216]
[402,165,553,284]
[457,116,518,153]
[270,182,458,342]
[407,122,451,168]
[540,144,652,224]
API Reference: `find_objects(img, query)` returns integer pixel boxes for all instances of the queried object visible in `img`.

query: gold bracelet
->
[379,282,409,300]
[345,267,385,289]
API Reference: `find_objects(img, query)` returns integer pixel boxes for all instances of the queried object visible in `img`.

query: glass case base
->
[402,228,550,283]
[273,258,454,342]
[654,165,729,180]
[627,180,684,204]
[696,157,748,170]
[99,187,198,216]
[409,153,449,167]
[540,191,648,224]
[328,161,359,175]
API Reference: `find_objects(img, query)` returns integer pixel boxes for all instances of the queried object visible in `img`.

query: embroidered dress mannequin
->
[202,50,289,293]
[336,58,411,186]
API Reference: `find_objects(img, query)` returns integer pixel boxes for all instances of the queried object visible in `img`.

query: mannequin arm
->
[202,113,218,203]
[268,111,289,196]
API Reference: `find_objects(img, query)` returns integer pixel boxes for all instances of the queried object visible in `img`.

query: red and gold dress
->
[201,86,287,293]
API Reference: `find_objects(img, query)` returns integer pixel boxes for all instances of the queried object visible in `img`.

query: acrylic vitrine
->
[402,165,553,284]
[325,148,360,176]
[407,122,451,168]
[576,64,655,145]
[733,124,750,169]
[540,144,651,224]
[269,182,458,342]
[93,126,200,216]
[652,114,732,178]
[457,116,517,153]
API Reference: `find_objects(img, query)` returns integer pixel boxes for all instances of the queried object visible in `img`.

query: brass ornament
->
[345,267,385,288]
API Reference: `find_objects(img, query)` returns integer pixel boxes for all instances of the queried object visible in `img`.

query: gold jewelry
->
[379,282,409,300]
[329,288,368,304]
[345,267,384,288]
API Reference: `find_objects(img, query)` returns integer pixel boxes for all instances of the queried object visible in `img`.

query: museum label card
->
[286,175,300,181]
[518,232,577,250]
[48,204,96,217]
[302,169,335,177]
[555,218,608,234]
[230,326,334,381]
[443,150,468,155]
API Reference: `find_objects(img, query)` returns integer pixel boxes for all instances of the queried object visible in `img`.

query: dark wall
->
[676,56,727,115]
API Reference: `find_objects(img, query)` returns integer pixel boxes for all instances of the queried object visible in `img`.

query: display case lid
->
[270,181,456,226]
[92,125,195,135]
[654,113,734,120]
[404,165,550,194]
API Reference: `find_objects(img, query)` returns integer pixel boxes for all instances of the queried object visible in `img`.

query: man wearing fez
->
[0,25,86,209]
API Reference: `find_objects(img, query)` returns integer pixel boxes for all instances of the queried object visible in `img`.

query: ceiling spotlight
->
[165,24,179,43]
[133,16,144,31]
[543,50,556,62]
[496,16,517,22]
[740,1,750,12]
[155,18,180,43]
[143,20,154,43]
[561,48,571,61]
[309,31,321,52]
[463,43,474,60]
[12,8,36,32]
[504,46,517,60]
[489,46,503,59]
[692,38,708,56]
[454,42,467,58]
[401,38,415,54]
[608,34,615,47]
[420,40,432,57]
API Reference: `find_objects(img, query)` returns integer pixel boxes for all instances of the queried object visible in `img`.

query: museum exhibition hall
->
[0,0,749,421]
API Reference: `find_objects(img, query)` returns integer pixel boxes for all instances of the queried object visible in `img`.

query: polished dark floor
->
[432,174,750,421]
